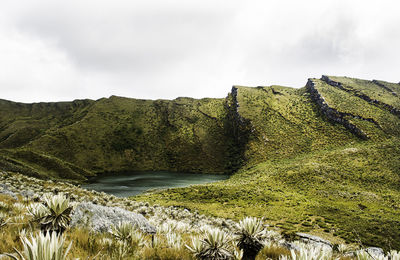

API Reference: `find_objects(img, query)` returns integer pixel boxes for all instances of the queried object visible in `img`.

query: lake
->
[82,171,229,197]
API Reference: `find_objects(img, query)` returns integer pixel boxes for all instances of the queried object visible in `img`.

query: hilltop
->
[0,75,399,249]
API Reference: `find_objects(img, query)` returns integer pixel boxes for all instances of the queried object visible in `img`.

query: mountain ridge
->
[0,75,399,180]
[1,75,400,248]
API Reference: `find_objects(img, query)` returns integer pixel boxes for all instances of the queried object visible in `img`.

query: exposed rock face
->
[372,80,398,97]
[70,202,157,234]
[225,86,252,167]
[306,79,369,139]
[322,75,400,118]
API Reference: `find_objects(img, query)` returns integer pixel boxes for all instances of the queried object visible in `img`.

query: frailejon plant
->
[110,221,137,242]
[236,217,266,260]
[389,250,400,260]
[27,203,49,222]
[187,228,233,260]
[280,243,332,260]
[131,230,146,248]
[4,231,72,260]
[13,203,27,214]
[166,232,182,249]
[232,245,243,260]
[39,194,73,234]
[186,236,205,259]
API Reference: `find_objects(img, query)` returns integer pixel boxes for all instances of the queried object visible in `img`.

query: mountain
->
[0,75,399,249]
[0,96,241,179]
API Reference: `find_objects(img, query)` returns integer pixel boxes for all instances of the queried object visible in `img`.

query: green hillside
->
[0,96,241,179]
[0,75,399,249]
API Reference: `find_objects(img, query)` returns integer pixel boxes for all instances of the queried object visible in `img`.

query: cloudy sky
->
[1,0,399,102]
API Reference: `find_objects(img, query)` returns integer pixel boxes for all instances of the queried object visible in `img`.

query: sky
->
[1,0,399,103]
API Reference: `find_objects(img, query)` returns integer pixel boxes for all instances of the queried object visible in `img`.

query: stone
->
[282,241,301,252]
[0,184,17,199]
[70,202,156,234]
[20,189,35,198]
[365,247,384,257]
[296,232,332,249]
[296,233,332,246]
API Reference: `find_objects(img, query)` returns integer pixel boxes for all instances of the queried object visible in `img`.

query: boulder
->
[365,247,384,258]
[70,202,156,234]
[0,184,17,199]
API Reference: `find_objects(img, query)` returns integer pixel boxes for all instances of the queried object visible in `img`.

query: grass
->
[312,79,400,138]
[230,85,358,164]
[0,96,240,179]
[135,138,400,250]
[326,76,400,110]
[0,75,400,254]
[0,170,399,258]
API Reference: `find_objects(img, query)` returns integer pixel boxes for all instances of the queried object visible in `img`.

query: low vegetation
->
[0,75,399,257]
[0,184,398,259]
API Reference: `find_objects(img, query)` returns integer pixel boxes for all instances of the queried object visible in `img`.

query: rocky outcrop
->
[70,202,157,234]
[229,87,252,140]
[372,80,398,97]
[306,79,369,139]
[322,76,400,118]
[225,87,252,167]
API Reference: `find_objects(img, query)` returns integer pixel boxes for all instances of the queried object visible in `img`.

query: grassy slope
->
[328,76,400,110]
[313,79,400,138]
[0,96,237,179]
[135,77,400,249]
[0,76,399,249]
[0,99,95,180]
[232,85,357,162]
[137,139,400,248]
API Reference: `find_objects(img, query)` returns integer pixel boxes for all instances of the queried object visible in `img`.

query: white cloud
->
[0,0,399,102]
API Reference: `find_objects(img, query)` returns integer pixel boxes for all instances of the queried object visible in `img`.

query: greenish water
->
[82,171,229,197]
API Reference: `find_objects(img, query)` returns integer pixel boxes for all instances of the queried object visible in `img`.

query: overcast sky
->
[1,0,399,103]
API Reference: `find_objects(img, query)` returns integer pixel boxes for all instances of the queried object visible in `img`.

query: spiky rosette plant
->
[236,217,266,260]
[189,228,233,260]
[39,193,73,234]
[186,236,205,259]
[27,203,49,222]
[110,221,136,242]
[4,231,72,260]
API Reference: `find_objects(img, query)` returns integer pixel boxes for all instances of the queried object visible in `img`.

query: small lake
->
[82,171,229,197]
